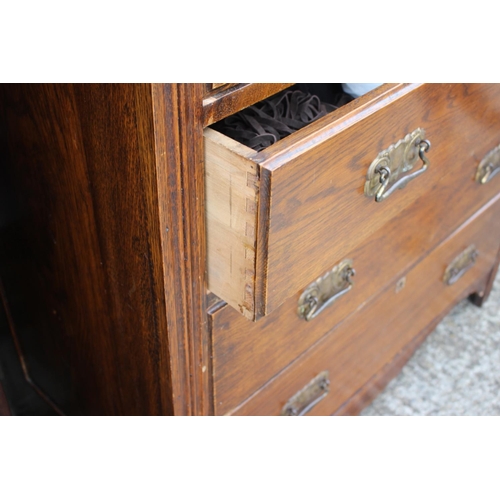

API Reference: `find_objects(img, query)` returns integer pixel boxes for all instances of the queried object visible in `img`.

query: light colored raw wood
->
[204,128,259,319]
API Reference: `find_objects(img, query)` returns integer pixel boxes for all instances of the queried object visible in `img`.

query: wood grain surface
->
[205,128,260,319]
[210,192,500,414]
[0,84,212,415]
[203,83,294,126]
[258,83,500,317]
[0,84,173,415]
[206,84,500,320]
[151,83,212,415]
[2,83,499,416]
[227,195,500,415]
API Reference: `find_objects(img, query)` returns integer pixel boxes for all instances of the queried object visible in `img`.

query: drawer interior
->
[210,84,355,152]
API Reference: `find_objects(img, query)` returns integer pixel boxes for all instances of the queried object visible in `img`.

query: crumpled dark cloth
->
[213,89,339,152]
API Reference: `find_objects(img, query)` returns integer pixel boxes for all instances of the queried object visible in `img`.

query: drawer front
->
[206,84,500,320]
[210,194,500,415]
[203,83,294,125]
[228,196,500,416]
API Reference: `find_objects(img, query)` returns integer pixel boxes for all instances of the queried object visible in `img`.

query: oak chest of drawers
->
[1,83,499,415]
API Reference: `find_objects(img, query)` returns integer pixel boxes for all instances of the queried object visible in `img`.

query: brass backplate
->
[476,144,500,184]
[297,259,354,321]
[281,371,330,416]
[365,128,426,200]
[444,245,479,286]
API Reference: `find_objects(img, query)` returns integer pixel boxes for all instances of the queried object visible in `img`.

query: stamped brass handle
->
[281,371,330,416]
[297,259,355,321]
[364,128,431,203]
[443,245,479,286]
[476,144,500,184]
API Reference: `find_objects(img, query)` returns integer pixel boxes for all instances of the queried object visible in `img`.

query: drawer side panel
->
[205,128,259,319]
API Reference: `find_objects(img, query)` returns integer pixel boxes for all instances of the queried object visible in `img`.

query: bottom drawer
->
[224,196,500,416]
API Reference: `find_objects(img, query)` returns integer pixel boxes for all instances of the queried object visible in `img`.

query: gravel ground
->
[361,273,500,416]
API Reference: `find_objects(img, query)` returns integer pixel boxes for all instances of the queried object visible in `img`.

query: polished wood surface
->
[203,83,293,126]
[0,84,212,415]
[0,84,172,415]
[257,83,500,317]
[226,196,500,415]
[1,83,499,415]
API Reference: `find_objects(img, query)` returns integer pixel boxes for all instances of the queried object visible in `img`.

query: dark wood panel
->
[0,84,173,415]
[0,382,10,416]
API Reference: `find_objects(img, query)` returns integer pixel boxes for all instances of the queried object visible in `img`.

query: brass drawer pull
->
[281,371,330,416]
[443,245,479,285]
[476,144,500,184]
[364,128,431,202]
[297,259,355,321]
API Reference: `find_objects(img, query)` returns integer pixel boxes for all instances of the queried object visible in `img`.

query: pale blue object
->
[342,83,383,99]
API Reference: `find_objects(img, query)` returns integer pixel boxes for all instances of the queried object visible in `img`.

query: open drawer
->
[205,83,500,320]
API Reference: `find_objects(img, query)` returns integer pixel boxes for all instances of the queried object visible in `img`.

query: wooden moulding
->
[203,83,294,126]
[204,128,260,320]
[0,382,10,416]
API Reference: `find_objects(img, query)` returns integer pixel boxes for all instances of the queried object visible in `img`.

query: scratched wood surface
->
[223,196,500,415]
[205,84,500,320]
